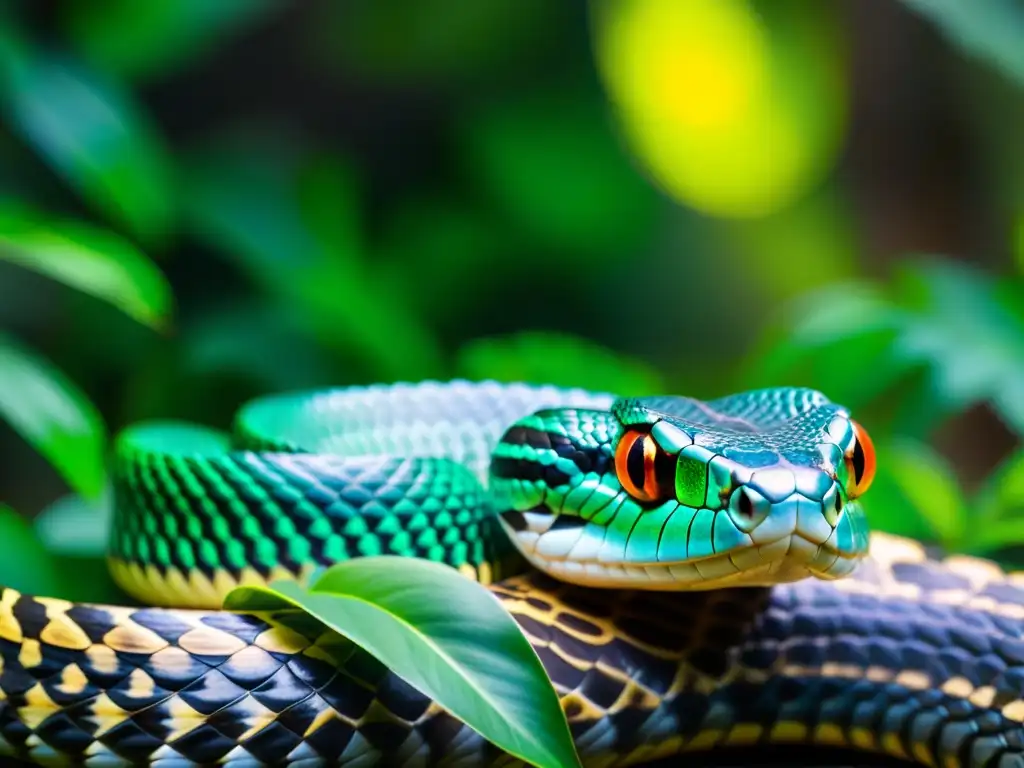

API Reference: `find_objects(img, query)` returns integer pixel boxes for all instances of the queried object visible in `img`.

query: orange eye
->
[614,429,669,503]
[844,420,876,498]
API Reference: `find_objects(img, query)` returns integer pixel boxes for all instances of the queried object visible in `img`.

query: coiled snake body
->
[0,381,1022,767]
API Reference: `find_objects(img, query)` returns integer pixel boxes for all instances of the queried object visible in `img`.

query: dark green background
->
[1,1,1023,600]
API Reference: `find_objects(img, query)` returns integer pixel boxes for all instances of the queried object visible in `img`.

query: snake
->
[1,380,1022,767]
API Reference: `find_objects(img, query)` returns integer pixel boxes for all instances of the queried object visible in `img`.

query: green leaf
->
[0,332,107,499]
[225,557,582,768]
[64,0,283,82]
[0,205,172,330]
[899,0,1024,88]
[0,30,174,242]
[750,258,1024,438]
[862,439,967,548]
[457,332,663,395]
[745,283,910,409]
[0,504,64,595]
[892,260,1024,433]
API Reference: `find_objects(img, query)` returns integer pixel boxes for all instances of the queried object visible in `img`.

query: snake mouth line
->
[509,527,862,590]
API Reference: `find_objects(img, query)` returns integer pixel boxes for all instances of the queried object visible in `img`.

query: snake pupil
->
[835,494,843,513]
[851,438,866,485]
[626,433,648,491]
[614,429,668,503]
[845,420,877,498]
[737,490,755,518]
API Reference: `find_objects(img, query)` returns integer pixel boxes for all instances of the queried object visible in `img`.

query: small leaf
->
[225,557,582,768]
[899,0,1024,88]
[0,205,172,330]
[862,439,967,548]
[0,29,174,242]
[0,504,64,596]
[0,332,107,499]
[892,259,1024,434]
[750,258,1024,438]
[457,332,663,395]
[64,0,284,82]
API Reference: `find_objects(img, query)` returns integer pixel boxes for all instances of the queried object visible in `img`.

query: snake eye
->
[844,420,876,498]
[614,429,671,503]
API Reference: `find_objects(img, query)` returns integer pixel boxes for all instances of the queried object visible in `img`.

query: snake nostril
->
[823,484,844,527]
[728,487,769,532]
[737,490,755,519]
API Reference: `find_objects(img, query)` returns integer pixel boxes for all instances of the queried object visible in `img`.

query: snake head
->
[490,388,875,591]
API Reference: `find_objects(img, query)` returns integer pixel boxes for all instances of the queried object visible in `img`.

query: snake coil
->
[0,381,1020,767]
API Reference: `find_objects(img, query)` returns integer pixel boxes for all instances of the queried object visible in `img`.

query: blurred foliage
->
[900,0,1024,88]
[0,0,1022,604]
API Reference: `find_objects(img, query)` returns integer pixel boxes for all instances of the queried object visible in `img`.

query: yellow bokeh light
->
[592,0,846,219]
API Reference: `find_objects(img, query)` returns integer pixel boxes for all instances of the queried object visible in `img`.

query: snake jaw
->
[499,483,870,591]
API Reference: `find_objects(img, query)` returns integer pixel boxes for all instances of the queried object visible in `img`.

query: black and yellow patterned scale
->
[0,381,1021,766]
[1,533,1023,766]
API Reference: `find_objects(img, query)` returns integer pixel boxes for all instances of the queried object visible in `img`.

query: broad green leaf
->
[457,332,663,395]
[181,135,442,379]
[64,0,283,82]
[0,505,64,595]
[0,332,107,499]
[0,30,174,242]
[462,92,661,257]
[899,0,1024,88]
[0,205,172,330]
[225,557,582,768]
[862,439,967,548]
